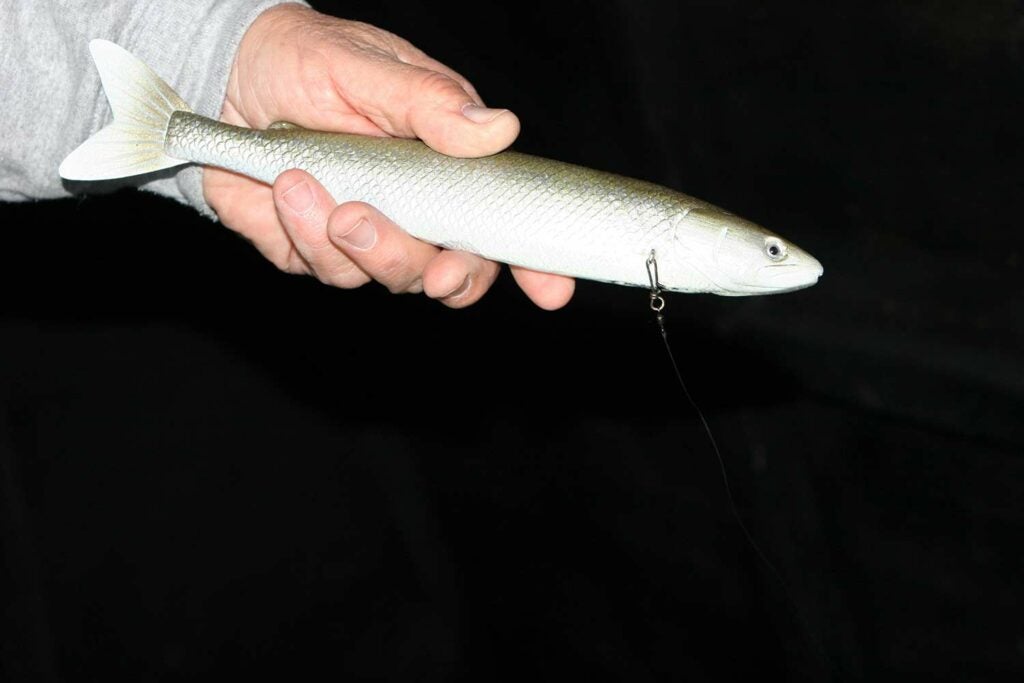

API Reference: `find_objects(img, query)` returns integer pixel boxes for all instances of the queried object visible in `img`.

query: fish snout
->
[757,254,823,292]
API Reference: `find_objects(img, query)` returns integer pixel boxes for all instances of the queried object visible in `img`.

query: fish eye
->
[764,237,787,261]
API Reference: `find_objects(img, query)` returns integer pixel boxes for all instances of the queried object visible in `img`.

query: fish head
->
[664,207,823,295]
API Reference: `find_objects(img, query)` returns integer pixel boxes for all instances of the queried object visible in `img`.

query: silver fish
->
[61,40,822,295]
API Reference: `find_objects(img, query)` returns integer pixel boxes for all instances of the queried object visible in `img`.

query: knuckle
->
[322,261,369,289]
[376,248,407,278]
[296,55,339,110]
[376,250,412,283]
[374,249,424,294]
[415,69,464,102]
[266,244,308,275]
[386,276,422,295]
[341,20,400,49]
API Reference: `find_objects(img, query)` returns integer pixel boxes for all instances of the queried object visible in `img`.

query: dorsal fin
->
[267,121,303,131]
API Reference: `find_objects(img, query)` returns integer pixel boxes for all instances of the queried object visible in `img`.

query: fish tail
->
[59,40,192,181]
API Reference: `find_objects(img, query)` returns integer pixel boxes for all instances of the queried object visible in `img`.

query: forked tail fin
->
[59,40,193,180]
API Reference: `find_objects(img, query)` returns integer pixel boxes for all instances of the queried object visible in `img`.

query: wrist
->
[222,2,313,126]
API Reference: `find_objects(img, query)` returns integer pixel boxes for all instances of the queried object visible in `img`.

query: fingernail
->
[336,218,376,250]
[442,275,472,300]
[282,181,314,213]
[462,103,508,124]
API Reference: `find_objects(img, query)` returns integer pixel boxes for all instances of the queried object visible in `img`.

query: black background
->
[2,1,1022,680]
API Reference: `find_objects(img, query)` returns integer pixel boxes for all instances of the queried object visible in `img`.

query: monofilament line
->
[653,309,783,580]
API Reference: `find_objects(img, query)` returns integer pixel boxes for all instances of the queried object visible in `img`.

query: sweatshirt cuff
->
[128,0,311,220]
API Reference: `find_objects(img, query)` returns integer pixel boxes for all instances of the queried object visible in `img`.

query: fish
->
[60,40,823,295]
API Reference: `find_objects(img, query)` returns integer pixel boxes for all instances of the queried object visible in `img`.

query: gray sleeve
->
[0,0,310,218]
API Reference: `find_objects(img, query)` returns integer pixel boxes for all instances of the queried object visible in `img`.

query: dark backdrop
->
[2,1,1021,680]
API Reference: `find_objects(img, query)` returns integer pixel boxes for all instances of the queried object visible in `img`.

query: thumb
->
[343,62,521,158]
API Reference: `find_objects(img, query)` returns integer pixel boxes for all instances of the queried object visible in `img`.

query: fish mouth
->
[750,259,824,293]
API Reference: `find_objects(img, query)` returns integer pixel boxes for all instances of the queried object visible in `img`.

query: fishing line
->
[645,250,830,677]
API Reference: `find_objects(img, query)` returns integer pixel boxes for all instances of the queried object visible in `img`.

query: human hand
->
[203,3,574,309]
